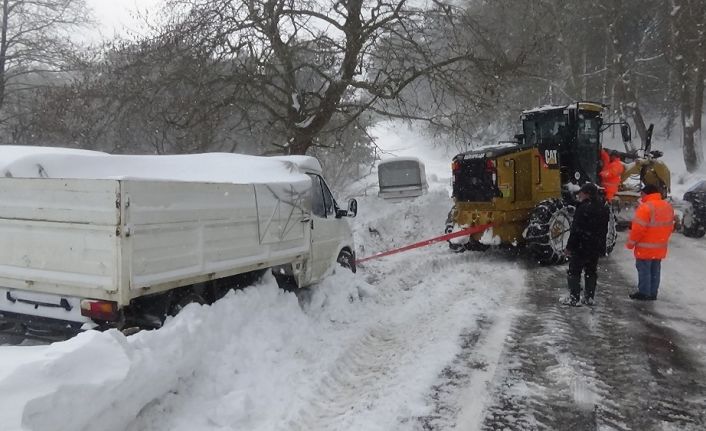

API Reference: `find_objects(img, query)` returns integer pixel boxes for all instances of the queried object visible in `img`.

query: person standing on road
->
[564,182,610,306]
[627,183,675,300]
[599,149,624,201]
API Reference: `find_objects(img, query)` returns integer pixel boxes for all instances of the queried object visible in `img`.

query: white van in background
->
[377,157,428,201]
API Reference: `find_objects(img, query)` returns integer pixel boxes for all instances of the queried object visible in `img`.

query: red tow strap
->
[355,223,494,264]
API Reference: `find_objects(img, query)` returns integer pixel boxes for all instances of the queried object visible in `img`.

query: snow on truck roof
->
[0,146,316,188]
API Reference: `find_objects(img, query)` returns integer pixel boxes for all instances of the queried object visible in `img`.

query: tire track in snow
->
[282,251,522,431]
[480,258,706,430]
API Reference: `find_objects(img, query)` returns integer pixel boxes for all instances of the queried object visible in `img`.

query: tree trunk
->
[0,0,10,111]
[608,16,649,146]
[667,0,706,172]
[682,66,704,172]
[287,130,313,155]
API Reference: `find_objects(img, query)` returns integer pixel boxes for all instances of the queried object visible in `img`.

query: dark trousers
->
[636,259,661,298]
[567,254,599,300]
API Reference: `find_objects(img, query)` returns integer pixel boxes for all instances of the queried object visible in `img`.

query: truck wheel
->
[168,291,205,317]
[605,207,618,255]
[682,204,706,238]
[525,199,575,264]
[273,272,298,292]
[336,249,357,273]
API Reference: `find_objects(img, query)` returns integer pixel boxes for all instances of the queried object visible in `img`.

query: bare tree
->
[0,0,90,119]
[155,0,527,155]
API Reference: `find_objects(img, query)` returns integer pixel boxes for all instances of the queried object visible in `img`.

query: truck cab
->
[276,156,358,283]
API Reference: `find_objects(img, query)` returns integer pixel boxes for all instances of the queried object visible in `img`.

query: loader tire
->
[525,199,575,265]
[465,239,490,252]
[682,205,706,238]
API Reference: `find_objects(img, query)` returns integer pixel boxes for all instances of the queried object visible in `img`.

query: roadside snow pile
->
[0,272,374,431]
[353,189,452,257]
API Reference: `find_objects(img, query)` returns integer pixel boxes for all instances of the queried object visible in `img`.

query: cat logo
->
[544,149,558,165]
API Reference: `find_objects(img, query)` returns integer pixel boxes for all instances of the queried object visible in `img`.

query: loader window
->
[578,117,599,146]
[523,113,567,147]
[576,115,601,182]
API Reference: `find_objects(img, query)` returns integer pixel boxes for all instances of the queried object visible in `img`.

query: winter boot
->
[629,291,649,300]
[567,275,581,306]
[561,296,582,307]
[583,274,597,305]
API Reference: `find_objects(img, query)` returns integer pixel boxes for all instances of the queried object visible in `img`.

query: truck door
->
[307,174,344,281]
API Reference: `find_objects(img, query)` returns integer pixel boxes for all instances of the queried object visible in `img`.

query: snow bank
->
[0,279,334,431]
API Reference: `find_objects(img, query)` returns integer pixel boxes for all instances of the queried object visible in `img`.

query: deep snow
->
[1,120,705,431]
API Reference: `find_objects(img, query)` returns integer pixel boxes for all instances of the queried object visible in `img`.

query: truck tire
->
[167,291,205,317]
[682,204,706,238]
[525,199,575,265]
[336,249,357,273]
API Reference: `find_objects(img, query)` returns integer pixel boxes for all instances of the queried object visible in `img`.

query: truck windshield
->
[378,161,422,188]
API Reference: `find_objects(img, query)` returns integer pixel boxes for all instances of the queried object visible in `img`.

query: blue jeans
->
[636,259,661,298]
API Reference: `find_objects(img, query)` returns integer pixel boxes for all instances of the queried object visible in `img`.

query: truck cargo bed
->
[0,178,309,322]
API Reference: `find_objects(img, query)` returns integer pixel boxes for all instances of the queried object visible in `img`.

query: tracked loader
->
[446,102,671,264]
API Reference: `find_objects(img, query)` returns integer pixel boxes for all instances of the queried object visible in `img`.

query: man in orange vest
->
[626,183,675,300]
[599,149,624,200]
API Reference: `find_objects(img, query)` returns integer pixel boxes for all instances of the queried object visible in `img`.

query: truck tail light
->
[451,160,461,173]
[80,299,119,322]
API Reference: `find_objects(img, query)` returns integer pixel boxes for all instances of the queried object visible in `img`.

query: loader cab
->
[521,102,604,187]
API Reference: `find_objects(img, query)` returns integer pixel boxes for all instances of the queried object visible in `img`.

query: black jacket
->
[567,198,610,257]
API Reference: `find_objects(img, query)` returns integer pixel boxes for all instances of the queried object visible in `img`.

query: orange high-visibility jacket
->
[600,149,610,168]
[599,152,624,200]
[626,193,674,259]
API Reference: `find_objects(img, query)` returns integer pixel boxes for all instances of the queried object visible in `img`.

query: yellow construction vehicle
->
[445,102,670,264]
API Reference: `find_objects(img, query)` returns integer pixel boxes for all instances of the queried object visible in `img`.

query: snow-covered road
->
[480,245,706,430]
[125,191,527,431]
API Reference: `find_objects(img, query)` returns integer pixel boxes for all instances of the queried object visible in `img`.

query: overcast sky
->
[86,0,163,40]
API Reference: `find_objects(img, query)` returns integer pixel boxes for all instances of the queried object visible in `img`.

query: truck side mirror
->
[347,199,357,217]
[335,199,358,218]
[620,123,631,143]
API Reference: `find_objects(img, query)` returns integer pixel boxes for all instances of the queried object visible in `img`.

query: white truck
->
[0,147,357,335]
